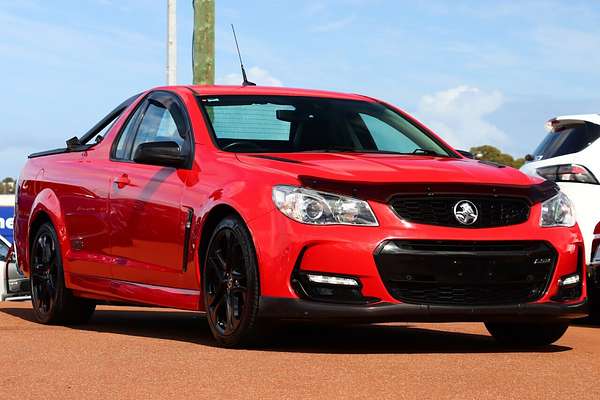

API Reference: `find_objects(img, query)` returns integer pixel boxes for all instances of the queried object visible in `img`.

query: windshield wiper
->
[296,147,448,157]
[298,147,409,154]
[297,147,357,153]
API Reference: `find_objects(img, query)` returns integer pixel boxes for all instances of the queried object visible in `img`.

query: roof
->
[551,113,600,126]
[157,85,376,102]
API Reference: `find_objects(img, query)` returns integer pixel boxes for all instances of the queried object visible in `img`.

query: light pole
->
[166,0,177,85]
[192,0,215,85]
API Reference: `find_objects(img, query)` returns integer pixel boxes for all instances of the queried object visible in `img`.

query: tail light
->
[536,164,598,184]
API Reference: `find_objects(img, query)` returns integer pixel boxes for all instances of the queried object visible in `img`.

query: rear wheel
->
[485,321,569,347]
[203,215,260,347]
[588,287,600,323]
[30,222,95,325]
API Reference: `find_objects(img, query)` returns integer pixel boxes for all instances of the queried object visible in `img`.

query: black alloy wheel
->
[30,230,59,319]
[203,215,260,347]
[30,223,95,325]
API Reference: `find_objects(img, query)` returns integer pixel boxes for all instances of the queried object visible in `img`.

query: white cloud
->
[310,15,356,33]
[417,86,508,150]
[218,66,283,87]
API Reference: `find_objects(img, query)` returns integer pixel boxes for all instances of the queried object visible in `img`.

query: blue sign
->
[0,206,15,244]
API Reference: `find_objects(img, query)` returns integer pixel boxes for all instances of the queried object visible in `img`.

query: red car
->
[15,85,587,347]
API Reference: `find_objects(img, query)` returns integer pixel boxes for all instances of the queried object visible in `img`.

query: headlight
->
[540,192,576,227]
[272,185,378,226]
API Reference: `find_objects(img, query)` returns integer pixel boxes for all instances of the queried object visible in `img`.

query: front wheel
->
[485,322,569,347]
[203,215,260,347]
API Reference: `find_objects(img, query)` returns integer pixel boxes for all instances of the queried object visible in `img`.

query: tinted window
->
[533,122,600,160]
[114,104,144,160]
[131,103,185,157]
[210,103,294,140]
[200,96,452,156]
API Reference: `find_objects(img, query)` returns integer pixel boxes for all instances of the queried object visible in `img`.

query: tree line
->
[468,145,525,169]
[0,177,16,194]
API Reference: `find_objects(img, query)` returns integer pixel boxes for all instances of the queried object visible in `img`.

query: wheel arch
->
[26,189,69,275]
[196,203,261,297]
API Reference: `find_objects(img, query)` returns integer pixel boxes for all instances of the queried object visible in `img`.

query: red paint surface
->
[15,85,586,312]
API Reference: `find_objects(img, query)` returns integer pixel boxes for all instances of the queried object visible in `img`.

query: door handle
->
[114,174,131,189]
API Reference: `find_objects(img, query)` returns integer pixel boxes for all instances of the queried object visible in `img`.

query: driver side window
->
[114,104,144,160]
[112,93,190,163]
[131,102,186,158]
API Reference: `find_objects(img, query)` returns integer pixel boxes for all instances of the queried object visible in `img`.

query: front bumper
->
[258,297,588,322]
[248,197,587,321]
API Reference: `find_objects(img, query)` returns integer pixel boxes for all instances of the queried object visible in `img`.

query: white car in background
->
[520,114,600,316]
[0,235,29,301]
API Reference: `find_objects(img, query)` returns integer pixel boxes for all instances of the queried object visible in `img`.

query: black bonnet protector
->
[298,176,559,205]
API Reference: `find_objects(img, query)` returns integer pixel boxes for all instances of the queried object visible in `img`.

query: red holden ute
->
[15,85,588,347]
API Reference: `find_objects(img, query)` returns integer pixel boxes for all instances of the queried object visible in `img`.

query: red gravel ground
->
[1,301,599,400]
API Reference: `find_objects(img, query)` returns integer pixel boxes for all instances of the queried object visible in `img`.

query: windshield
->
[533,122,600,160]
[199,95,454,157]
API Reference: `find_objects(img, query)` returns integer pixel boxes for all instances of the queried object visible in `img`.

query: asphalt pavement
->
[1,301,599,399]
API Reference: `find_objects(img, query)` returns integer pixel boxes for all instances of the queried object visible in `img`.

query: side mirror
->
[524,154,534,162]
[456,149,475,159]
[133,141,187,168]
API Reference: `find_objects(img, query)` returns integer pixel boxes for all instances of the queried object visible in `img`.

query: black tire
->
[587,288,600,323]
[30,222,96,325]
[202,215,260,347]
[485,321,569,347]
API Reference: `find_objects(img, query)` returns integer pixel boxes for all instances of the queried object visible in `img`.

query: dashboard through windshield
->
[198,95,454,157]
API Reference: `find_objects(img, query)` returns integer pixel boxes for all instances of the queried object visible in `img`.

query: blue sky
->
[2,0,600,178]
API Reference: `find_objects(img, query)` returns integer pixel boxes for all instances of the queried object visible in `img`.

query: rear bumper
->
[555,182,600,264]
[258,297,588,323]
[1,261,30,301]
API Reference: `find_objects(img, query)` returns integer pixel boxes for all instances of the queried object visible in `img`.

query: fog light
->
[306,274,359,287]
[559,273,580,287]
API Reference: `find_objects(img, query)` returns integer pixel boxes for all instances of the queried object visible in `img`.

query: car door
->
[108,91,194,288]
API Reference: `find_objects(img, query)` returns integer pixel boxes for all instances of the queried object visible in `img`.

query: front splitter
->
[258,297,588,323]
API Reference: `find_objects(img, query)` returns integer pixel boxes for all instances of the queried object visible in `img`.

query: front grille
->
[389,196,530,228]
[374,240,556,306]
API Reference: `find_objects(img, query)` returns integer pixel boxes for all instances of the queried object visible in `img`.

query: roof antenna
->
[231,24,256,86]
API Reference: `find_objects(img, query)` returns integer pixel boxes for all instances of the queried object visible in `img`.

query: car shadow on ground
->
[573,318,600,327]
[0,306,573,354]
